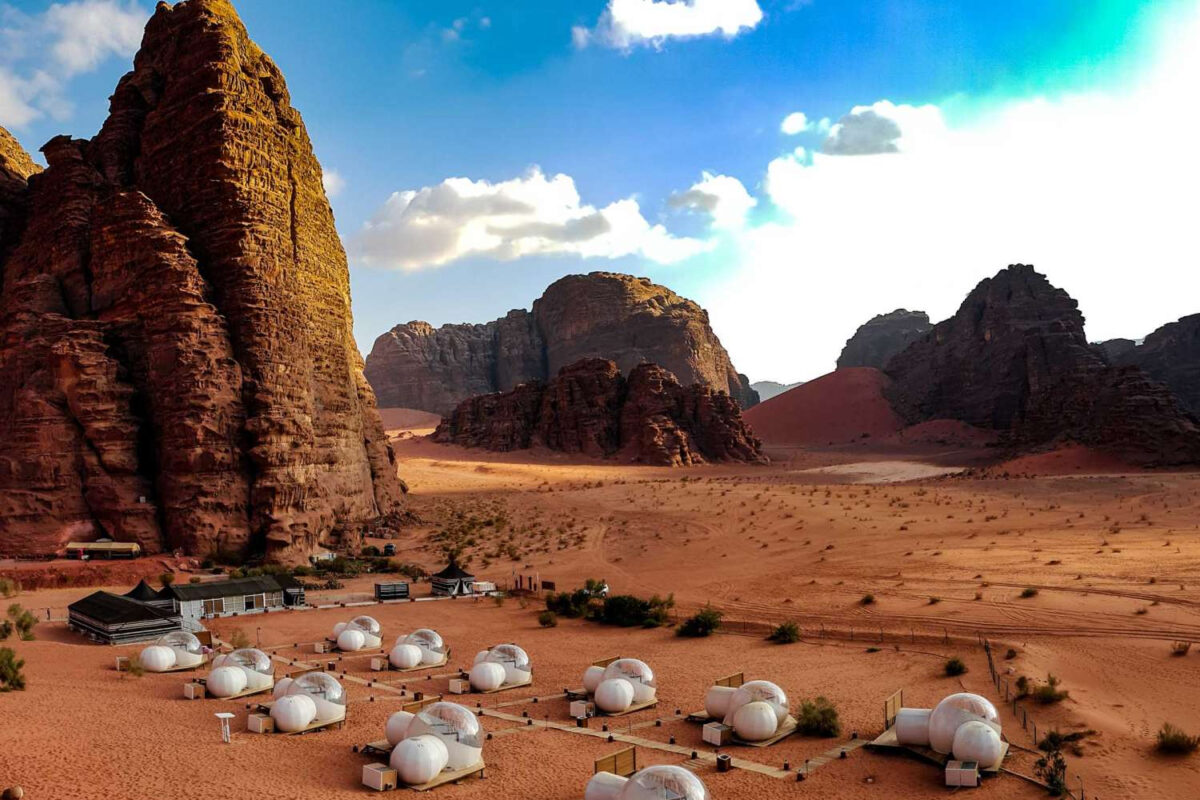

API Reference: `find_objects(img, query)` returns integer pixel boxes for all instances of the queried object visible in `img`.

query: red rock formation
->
[884,265,1200,464]
[0,0,404,561]
[1111,315,1200,418]
[366,272,757,415]
[434,358,766,466]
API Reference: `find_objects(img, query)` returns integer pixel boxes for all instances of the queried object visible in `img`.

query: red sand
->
[744,368,904,445]
[378,407,443,433]
[990,444,1134,476]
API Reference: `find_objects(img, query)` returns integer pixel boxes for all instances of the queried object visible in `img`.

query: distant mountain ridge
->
[751,380,804,402]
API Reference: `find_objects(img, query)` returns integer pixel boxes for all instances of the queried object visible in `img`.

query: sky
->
[2,0,1198,384]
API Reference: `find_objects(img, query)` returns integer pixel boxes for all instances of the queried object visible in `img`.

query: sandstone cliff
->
[1112,315,1200,417]
[837,309,932,369]
[0,0,404,561]
[434,359,765,466]
[365,272,758,415]
[884,265,1200,464]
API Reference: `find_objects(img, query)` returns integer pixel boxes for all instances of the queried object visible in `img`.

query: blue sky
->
[2,0,1197,383]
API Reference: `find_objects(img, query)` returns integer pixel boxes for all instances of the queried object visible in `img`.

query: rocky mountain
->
[750,380,803,402]
[0,0,405,561]
[884,265,1200,464]
[837,309,932,369]
[1095,338,1139,361]
[434,358,766,466]
[1110,315,1200,417]
[365,272,758,415]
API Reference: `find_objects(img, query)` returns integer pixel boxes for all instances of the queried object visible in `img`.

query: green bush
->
[768,621,801,644]
[1020,587,1039,598]
[362,545,381,557]
[6,604,36,641]
[860,593,875,605]
[796,696,841,737]
[538,611,558,628]
[1157,723,1200,755]
[0,620,11,641]
[1031,674,1069,705]
[0,647,25,691]
[0,577,19,598]
[676,607,722,638]
[944,657,968,677]
[159,572,174,587]
[1034,741,1067,794]
[546,589,594,619]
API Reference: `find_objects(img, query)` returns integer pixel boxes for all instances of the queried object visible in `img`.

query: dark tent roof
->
[161,575,282,602]
[275,574,303,591]
[123,579,163,602]
[433,563,474,580]
[69,591,179,625]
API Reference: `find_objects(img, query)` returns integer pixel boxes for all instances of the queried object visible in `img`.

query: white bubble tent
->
[695,673,798,745]
[139,631,207,672]
[269,672,348,733]
[389,628,449,670]
[206,647,274,698]
[332,615,383,652]
[468,643,532,692]
[586,764,708,800]
[369,701,486,788]
[580,658,658,715]
[890,692,1006,770]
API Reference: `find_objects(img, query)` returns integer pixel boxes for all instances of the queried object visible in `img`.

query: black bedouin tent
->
[68,591,182,644]
[431,562,475,597]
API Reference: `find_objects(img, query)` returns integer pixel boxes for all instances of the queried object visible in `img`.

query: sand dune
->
[743,368,904,446]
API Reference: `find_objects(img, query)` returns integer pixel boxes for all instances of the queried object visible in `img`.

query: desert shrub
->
[537,611,558,628]
[1039,729,1095,757]
[676,607,722,638]
[361,545,380,557]
[927,596,941,605]
[0,577,19,598]
[796,696,841,737]
[598,594,674,628]
[1170,641,1192,656]
[124,655,145,678]
[0,647,25,691]
[1020,587,1039,598]
[158,572,174,587]
[189,576,201,584]
[1034,740,1068,794]
[1005,648,1018,660]
[1031,674,1069,705]
[546,589,593,619]
[944,657,968,677]
[1015,675,1031,698]
[768,621,801,644]
[1157,723,1200,755]
[6,604,36,641]
[0,620,10,641]
[228,628,251,650]
[860,593,875,605]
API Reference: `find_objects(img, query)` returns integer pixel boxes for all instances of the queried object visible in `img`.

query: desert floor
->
[2,420,1199,798]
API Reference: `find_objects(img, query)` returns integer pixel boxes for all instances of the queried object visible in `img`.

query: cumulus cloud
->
[820,100,945,155]
[574,0,763,50]
[669,171,756,229]
[701,9,1200,382]
[0,0,146,128]
[322,169,345,198]
[780,111,810,135]
[352,167,711,271]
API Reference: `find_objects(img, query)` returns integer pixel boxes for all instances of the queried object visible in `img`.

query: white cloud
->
[702,8,1200,382]
[669,171,756,229]
[322,169,345,198]
[780,111,810,135]
[575,0,763,50]
[352,167,711,271]
[0,0,146,128]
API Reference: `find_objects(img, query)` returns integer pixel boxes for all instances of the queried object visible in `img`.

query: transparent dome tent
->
[227,647,273,674]
[624,766,708,800]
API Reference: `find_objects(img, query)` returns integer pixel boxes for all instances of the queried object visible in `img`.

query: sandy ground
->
[4,421,1200,798]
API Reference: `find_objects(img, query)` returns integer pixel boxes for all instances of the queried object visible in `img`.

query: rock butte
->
[365,271,759,416]
[884,264,1200,465]
[434,358,766,467]
[837,309,932,370]
[0,0,404,562]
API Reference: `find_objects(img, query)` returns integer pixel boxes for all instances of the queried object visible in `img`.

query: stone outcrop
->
[365,272,758,415]
[884,265,1200,464]
[0,0,405,561]
[750,380,803,402]
[1095,338,1139,361]
[1111,315,1200,417]
[434,359,766,466]
[837,309,932,369]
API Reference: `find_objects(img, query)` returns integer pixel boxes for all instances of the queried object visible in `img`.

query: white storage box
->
[247,713,275,734]
[362,762,398,791]
[702,722,733,746]
[370,656,388,672]
[313,641,329,654]
[183,682,205,700]
[449,678,471,694]
[946,760,980,787]
[570,700,595,719]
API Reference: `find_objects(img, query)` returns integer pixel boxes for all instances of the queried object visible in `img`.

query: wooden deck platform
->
[409,762,486,792]
[684,711,798,747]
[188,678,274,701]
[865,727,1007,773]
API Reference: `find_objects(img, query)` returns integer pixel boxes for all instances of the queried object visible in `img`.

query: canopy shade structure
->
[68,591,182,644]
[431,562,475,597]
[124,579,162,602]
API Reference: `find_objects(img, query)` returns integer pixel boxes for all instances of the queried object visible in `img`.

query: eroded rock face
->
[837,309,932,369]
[884,265,1200,464]
[1109,316,1200,418]
[434,359,766,466]
[0,0,404,560]
[365,272,758,415]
